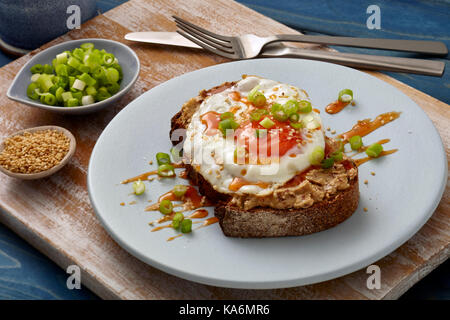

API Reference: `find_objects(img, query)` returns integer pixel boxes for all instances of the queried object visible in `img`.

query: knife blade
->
[125,32,202,49]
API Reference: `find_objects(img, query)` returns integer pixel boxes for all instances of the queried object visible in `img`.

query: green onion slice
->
[338,89,353,102]
[157,164,175,177]
[289,122,303,129]
[272,110,288,122]
[172,212,184,229]
[321,157,334,169]
[181,219,193,233]
[365,143,383,158]
[220,112,234,120]
[259,117,275,129]
[173,185,188,198]
[156,152,171,165]
[309,146,325,165]
[132,180,146,195]
[298,100,312,113]
[349,135,363,151]
[250,109,268,122]
[159,199,173,215]
[283,100,299,116]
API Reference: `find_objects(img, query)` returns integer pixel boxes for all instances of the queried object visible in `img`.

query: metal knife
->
[124,32,444,76]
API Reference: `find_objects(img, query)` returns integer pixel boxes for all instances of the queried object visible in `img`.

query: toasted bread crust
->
[171,81,360,238]
[215,174,359,237]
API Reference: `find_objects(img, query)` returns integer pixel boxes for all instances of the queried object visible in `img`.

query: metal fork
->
[173,16,447,58]
[173,16,446,76]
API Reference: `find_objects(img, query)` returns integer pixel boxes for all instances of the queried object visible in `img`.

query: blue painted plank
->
[0,0,448,300]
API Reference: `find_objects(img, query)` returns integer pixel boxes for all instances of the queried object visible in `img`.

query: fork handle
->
[260,46,445,76]
[267,35,448,56]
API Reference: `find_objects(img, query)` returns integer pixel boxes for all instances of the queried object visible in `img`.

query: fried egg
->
[183,76,325,196]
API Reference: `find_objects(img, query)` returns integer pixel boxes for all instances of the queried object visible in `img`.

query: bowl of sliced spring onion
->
[7,38,140,115]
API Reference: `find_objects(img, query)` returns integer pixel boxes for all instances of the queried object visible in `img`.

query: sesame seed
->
[0,129,70,174]
[364,180,368,184]
[363,207,368,212]
[371,172,375,176]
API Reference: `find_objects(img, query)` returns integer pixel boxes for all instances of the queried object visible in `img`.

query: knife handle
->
[260,46,445,76]
[267,35,448,56]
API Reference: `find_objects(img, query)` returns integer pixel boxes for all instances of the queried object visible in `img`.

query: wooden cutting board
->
[0,0,448,300]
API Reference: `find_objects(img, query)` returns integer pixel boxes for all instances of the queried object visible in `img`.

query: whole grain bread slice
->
[170,81,359,238]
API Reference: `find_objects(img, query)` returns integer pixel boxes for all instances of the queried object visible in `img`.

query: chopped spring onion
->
[252,92,266,107]
[78,73,96,86]
[220,112,234,120]
[132,180,146,195]
[309,146,325,165]
[102,53,115,66]
[172,212,184,229]
[30,64,44,74]
[282,100,299,116]
[67,57,81,69]
[156,152,171,165]
[289,113,299,123]
[270,103,282,113]
[106,82,120,95]
[61,91,73,102]
[85,86,97,96]
[72,79,86,91]
[349,135,363,150]
[260,117,275,129]
[331,151,344,162]
[159,199,173,215]
[55,87,64,103]
[26,43,122,107]
[298,100,312,113]
[27,83,39,100]
[44,93,57,106]
[43,64,53,74]
[365,143,383,158]
[81,95,95,106]
[272,110,288,122]
[247,85,266,107]
[218,118,239,136]
[321,157,334,169]
[56,52,68,64]
[106,67,120,83]
[289,121,303,129]
[158,164,175,177]
[250,109,268,121]
[181,219,193,233]
[66,98,79,107]
[80,42,94,50]
[338,89,353,102]
[30,74,41,83]
[173,185,188,198]
[96,87,111,101]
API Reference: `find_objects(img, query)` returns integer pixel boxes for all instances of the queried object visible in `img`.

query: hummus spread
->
[230,163,357,210]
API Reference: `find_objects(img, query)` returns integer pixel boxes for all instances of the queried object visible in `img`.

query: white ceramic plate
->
[88,59,447,289]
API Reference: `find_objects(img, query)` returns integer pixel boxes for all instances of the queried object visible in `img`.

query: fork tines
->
[173,15,239,59]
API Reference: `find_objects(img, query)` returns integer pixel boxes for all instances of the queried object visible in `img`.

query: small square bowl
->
[7,38,140,115]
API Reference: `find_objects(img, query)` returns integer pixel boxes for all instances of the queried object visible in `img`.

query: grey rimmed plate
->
[7,38,140,115]
[88,59,447,289]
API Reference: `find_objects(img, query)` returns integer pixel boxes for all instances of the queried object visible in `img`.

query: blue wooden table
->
[0,0,448,299]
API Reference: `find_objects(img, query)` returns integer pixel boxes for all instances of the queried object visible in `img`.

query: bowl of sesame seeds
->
[0,125,76,180]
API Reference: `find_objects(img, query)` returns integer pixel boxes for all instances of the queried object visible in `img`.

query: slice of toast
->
[170,81,359,238]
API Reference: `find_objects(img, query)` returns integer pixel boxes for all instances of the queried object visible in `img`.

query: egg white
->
[183,76,325,196]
